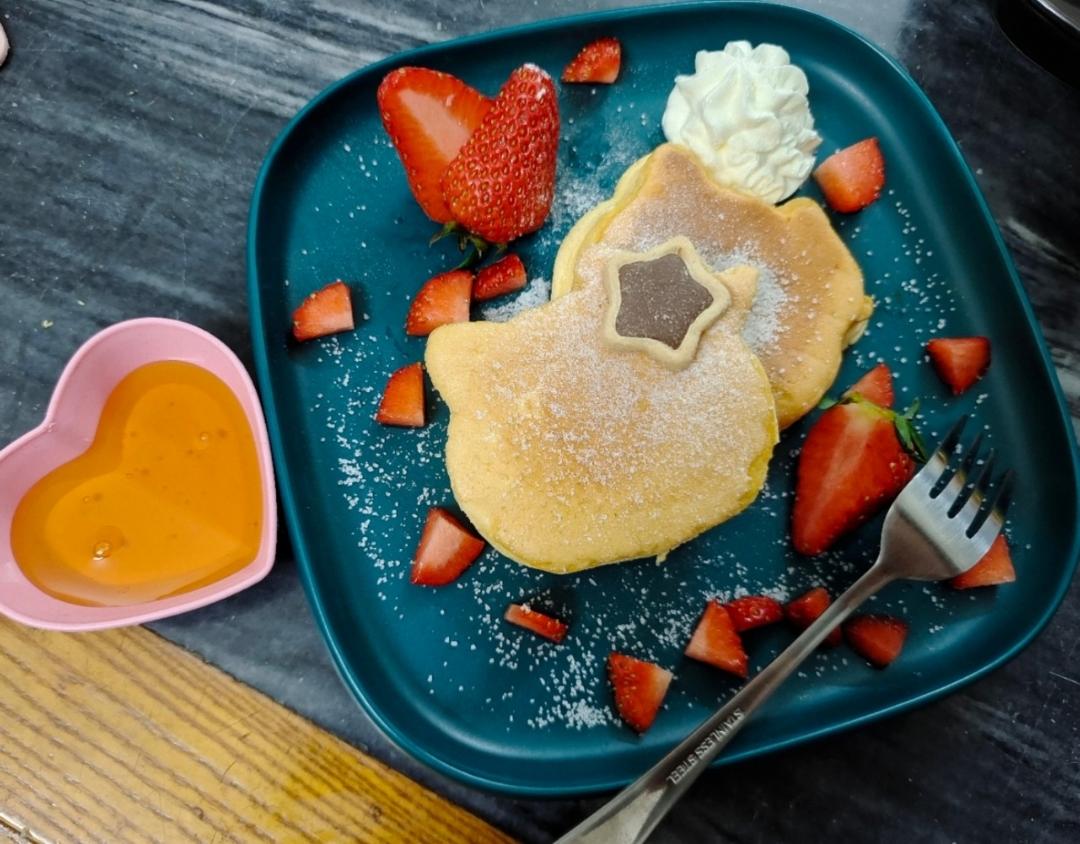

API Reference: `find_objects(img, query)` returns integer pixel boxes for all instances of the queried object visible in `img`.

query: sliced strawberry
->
[684,601,749,678]
[813,138,885,213]
[792,401,917,555]
[844,363,895,408]
[926,337,991,395]
[405,269,473,336]
[376,363,425,427]
[504,603,568,643]
[724,595,784,633]
[377,67,492,222]
[441,65,559,244]
[291,280,354,342]
[785,587,842,647]
[607,652,673,733]
[844,615,908,668]
[410,507,485,586]
[474,253,527,301]
[951,534,1016,589]
[562,37,622,84]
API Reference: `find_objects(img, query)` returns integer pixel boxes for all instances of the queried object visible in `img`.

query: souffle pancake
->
[426,238,778,574]
[552,143,873,428]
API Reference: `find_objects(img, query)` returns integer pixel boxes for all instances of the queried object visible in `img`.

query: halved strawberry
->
[410,508,485,586]
[844,615,908,668]
[813,138,885,213]
[405,269,473,336]
[684,601,749,678]
[792,401,917,555]
[607,652,673,733]
[724,595,783,633]
[474,253,527,301]
[291,280,354,342]
[951,534,1016,589]
[926,337,991,395]
[377,67,492,222]
[785,587,842,647]
[562,37,622,84]
[376,363,425,427]
[504,603,568,643]
[844,363,895,408]
[441,65,559,244]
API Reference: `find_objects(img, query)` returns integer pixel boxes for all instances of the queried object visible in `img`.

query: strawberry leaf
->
[429,221,463,247]
[466,234,490,257]
[909,427,929,461]
[895,400,929,461]
[818,396,839,410]
[452,245,483,271]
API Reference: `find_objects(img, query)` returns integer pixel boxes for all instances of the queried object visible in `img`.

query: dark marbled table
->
[2,1,1078,841]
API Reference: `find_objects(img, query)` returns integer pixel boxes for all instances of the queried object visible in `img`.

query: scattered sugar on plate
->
[480,277,551,322]
[297,124,980,732]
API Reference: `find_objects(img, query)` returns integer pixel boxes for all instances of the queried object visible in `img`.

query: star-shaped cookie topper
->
[601,236,731,369]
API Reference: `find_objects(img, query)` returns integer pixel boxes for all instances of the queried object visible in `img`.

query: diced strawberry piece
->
[377,67,492,222]
[844,615,908,668]
[376,363,425,427]
[951,534,1016,589]
[844,363,895,408]
[504,603,568,643]
[562,37,622,84]
[813,138,885,213]
[792,401,917,555]
[291,280,354,342]
[926,337,991,395]
[607,652,673,733]
[724,595,784,632]
[473,253,527,301]
[785,587,842,647]
[684,601,749,678]
[441,65,559,244]
[405,269,473,336]
[410,507,485,586]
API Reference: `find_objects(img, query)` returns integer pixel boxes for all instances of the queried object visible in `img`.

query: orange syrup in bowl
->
[10,360,263,607]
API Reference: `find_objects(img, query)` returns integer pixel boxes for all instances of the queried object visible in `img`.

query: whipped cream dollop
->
[662,41,821,203]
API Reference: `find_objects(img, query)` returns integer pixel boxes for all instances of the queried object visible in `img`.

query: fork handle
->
[556,562,897,844]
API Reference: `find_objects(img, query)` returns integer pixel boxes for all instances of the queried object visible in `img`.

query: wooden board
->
[0,619,514,844]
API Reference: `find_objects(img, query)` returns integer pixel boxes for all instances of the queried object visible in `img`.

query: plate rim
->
[246,0,1080,797]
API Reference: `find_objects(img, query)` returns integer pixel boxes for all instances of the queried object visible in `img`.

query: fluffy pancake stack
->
[426,143,871,573]
[553,143,872,429]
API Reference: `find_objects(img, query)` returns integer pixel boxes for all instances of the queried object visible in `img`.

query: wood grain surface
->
[0,618,513,844]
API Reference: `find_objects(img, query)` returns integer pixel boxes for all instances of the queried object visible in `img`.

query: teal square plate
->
[247,2,1080,796]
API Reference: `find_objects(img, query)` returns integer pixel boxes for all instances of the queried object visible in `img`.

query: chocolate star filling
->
[614,253,716,349]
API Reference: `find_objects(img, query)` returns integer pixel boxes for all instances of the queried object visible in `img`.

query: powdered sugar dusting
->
[430,268,775,568]
[292,78,997,739]
[299,176,984,736]
[534,115,652,256]
[480,276,550,322]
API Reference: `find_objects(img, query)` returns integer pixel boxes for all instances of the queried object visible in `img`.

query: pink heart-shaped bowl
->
[0,318,277,630]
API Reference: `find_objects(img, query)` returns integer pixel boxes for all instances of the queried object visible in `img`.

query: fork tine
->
[971,504,1005,550]
[936,415,969,460]
[992,469,1015,520]
[957,433,983,475]
[946,438,989,518]
[967,469,1015,539]
[954,449,995,528]
[973,450,996,499]
[938,433,984,513]
[929,416,970,496]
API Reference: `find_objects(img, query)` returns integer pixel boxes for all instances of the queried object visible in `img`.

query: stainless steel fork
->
[557,415,1014,844]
